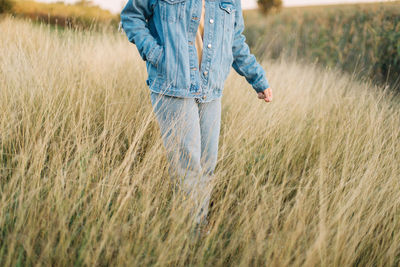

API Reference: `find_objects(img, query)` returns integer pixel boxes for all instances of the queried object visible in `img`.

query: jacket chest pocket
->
[160,0,187,23]
[219,0,236,27]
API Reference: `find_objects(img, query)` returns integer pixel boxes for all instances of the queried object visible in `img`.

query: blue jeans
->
[150,91,221,224]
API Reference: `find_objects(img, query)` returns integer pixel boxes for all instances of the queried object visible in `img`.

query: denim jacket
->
[121,0,270,102]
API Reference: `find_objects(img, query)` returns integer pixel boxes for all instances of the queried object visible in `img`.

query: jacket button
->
[203,71,208,76]
[209,19,214,24]
[207,44,212,49]
[202,95,207,100]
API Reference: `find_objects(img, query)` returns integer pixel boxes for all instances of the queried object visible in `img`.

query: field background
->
[1,1,400,266]
[9,0,118,29]
[6,0,400,89]
[243,1,400,89]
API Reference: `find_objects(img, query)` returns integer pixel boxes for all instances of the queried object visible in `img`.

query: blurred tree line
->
[258,0,283,14]
[244,4,400,90]
[0,0,13,13]
[2,0,118,30]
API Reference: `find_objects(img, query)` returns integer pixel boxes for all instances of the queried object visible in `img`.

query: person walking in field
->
[120,0,273,233]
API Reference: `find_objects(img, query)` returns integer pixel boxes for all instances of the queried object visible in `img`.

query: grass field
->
[1,17,400,266]
[8,1,400,89]
[244,1,400,90]
[11,0,119,29]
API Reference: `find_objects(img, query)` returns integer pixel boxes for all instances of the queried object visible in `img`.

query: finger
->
[266,88,273,101]
[258,92,265,99]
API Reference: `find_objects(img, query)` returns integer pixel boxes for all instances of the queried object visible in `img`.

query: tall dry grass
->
[12,0,119,29]
[1,17,400,266]
[244,1,400,89]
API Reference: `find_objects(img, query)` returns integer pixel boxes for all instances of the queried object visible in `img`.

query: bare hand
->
[257,88,273,103]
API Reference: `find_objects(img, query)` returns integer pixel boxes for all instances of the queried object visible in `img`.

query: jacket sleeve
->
[231,0,270,93]
[120,0,163,67]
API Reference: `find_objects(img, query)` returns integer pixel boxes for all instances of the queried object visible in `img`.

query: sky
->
[38,0,393,13]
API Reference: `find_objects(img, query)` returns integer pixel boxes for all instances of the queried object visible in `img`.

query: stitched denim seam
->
[155,46,163,67]
[147,44,158,66]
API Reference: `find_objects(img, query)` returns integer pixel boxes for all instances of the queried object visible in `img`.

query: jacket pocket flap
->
[162,0,187,4]
[219,1,236,14]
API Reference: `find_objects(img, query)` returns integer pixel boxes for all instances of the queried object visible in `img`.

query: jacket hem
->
[148,83,222,103]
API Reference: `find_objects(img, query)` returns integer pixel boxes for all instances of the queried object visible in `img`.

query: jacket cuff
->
[147,44,163,67]
[253,78,270,93]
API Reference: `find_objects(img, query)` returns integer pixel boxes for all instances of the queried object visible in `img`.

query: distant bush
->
[0,0,13,14]
[257,0,282,15]
[13,0,119,29]
[245,3,400,89]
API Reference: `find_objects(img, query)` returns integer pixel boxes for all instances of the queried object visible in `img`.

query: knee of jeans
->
[166,151,202,182]
[166,146,201,168]
[200,154,217,175]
